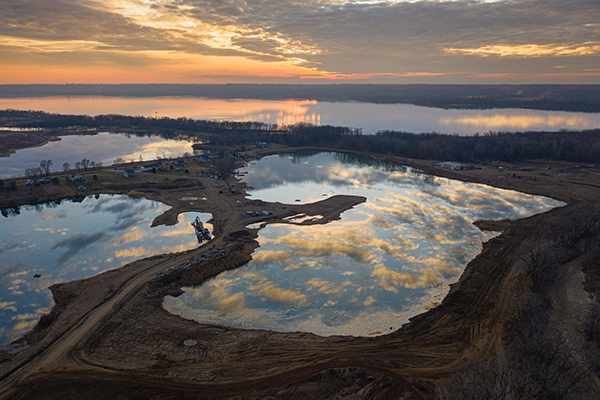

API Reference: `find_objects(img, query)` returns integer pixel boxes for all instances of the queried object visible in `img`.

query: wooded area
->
[2,109,600,163]
[1,84,599,112]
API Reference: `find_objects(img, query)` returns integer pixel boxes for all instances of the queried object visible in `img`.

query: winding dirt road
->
[2,152,600,399]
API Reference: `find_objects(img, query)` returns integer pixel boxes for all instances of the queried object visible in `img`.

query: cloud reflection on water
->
[165,151,564,336]
[52,232,109,264]
[0,132,194,179]
[0,196,212,347]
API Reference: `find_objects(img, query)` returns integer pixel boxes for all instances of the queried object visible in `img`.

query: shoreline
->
[0,131,61,158]
[1,143,599,398]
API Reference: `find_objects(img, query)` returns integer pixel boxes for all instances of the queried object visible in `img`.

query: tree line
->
[212,127,600,164]
[24,158,103,178]
[3,110,600,163]
[7,111,281,133]
[2,84,599,112]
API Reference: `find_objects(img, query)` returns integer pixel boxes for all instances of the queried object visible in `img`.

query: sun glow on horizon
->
[1,0,598,83]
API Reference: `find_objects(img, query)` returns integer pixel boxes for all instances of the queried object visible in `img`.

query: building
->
[66,174,86,183]
[140,162,164,173]
[122,169,136,178]
[438,162,474,171]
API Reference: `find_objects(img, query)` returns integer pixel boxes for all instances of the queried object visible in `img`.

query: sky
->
[1,0,599,84]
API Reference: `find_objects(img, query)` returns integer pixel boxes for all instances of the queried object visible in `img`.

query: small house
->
[67,174,86,183]
[254,142,270,149]
[140,162,163,173]
[439,162,474,171]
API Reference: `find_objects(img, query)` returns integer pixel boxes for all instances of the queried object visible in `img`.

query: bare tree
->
[80,158,90,171]
[63,162,70,172]
[215,157,236,179]
[452,359,516,400]
[25,167,43,178]
[40,159,52,176]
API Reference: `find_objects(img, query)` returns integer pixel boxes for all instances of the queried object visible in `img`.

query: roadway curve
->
[1,157,599,399]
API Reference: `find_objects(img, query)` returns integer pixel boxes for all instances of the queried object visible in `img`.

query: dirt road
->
[1,151,600,399]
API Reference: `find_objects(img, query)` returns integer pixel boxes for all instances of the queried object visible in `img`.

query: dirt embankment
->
[4,201,599,399]
[1,146,600,399]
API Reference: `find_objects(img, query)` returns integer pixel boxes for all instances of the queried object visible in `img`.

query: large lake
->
[164,151,564,337]
[0,195,212,347]
[2,96,599,178]
[1,96,599,135]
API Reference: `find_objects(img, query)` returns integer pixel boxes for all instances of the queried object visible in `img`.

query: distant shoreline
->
[1,83,599,112]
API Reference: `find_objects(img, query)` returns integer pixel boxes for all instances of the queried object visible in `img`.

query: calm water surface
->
[3,97,598,178]
[0,194,212,347]
[0,132,195,179]
[164,152,564,337]
[1,96,598,134]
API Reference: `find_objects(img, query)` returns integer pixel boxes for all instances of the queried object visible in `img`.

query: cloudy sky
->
[1,0,599,84]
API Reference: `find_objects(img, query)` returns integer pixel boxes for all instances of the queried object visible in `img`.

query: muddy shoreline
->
[1,143,600,399]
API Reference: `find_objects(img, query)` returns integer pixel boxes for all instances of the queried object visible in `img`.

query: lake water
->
[1,96,599,135]
[0,194,212,347]
[0,132,195,179]
[2,96,598,178]
[163,151,564,337]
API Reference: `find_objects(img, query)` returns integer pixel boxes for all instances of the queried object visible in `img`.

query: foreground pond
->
[164,152,564,337]
[0,195,212,347]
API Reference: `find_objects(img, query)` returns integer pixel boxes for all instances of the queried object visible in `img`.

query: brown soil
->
[472,218,513,232]
[1,142,600,399]
[0,131,57,157]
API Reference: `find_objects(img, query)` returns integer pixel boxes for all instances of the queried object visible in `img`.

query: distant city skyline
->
[1,0,599,84]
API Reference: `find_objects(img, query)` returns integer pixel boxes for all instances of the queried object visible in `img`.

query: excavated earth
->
[1,141,600,399]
